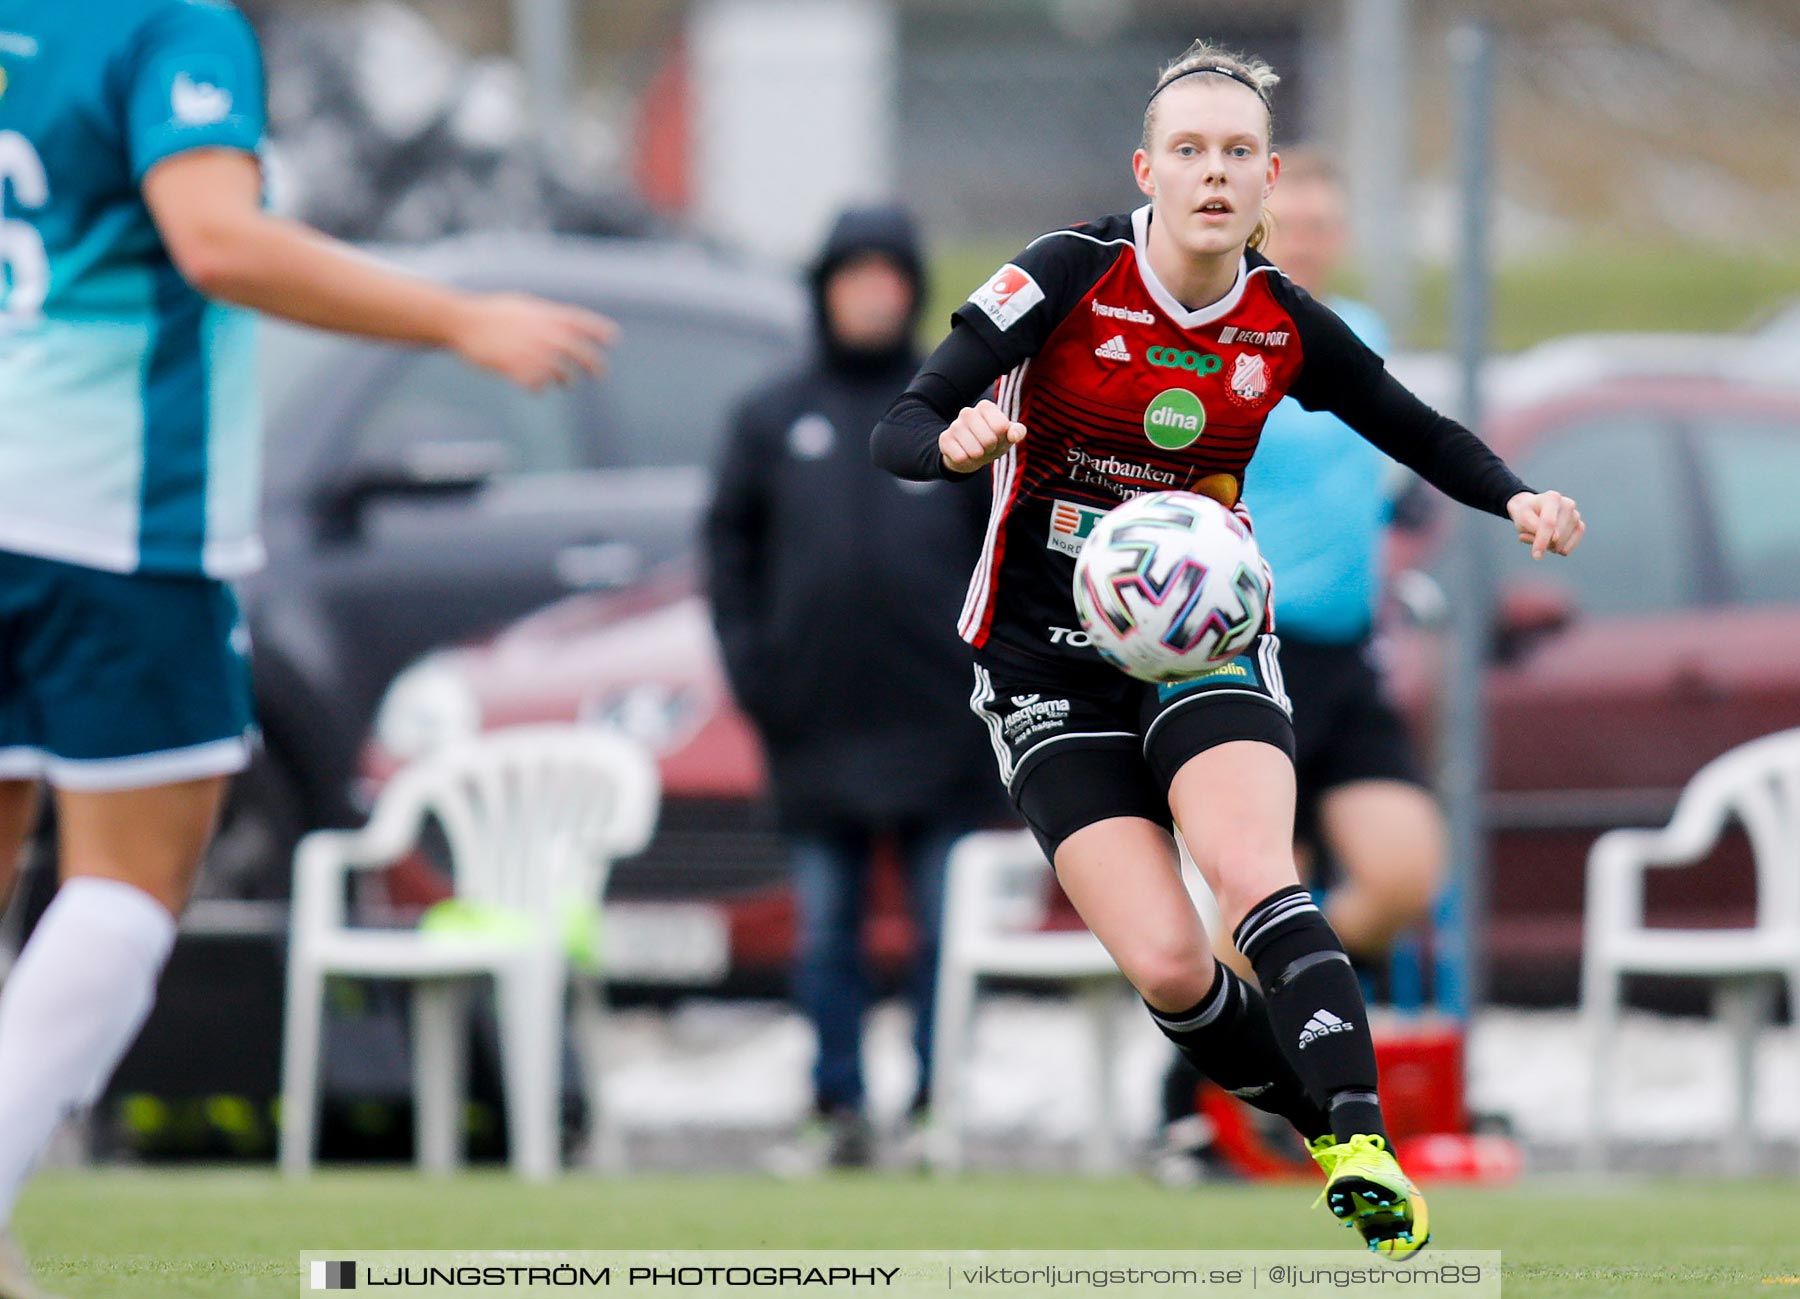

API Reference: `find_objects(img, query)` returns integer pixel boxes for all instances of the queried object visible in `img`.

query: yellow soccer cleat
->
[1309,1134,1430,1258]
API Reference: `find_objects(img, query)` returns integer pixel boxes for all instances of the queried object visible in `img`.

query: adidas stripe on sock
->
[1234,885,1388,1144]
[1145,963,1329,1142]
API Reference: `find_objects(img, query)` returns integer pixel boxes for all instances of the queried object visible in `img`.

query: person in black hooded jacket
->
[704,205,1006,1168]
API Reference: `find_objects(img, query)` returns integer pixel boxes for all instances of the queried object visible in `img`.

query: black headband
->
[1146,65,1270,111]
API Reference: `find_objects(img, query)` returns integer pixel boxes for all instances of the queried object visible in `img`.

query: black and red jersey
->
[872,205,1526,665]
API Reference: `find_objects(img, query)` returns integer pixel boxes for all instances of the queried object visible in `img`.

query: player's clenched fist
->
[1505,489,1586,559]
[939,399,1027,475]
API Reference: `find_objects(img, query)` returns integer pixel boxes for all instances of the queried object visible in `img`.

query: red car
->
[360,342,1800,999]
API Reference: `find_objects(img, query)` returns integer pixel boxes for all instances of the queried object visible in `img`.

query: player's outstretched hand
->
[1506,489,1585,559]
[940,399,1027,475]
[451,293,620,390]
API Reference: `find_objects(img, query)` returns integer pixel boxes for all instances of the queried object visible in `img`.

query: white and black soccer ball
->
[1071,491,1271,683]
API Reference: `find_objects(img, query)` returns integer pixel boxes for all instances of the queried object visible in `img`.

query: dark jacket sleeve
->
[702,392,779,718]
[1279,279,1530,518]
[870,321,1012,481]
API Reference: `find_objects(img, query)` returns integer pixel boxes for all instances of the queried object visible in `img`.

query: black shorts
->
[968,636,1294,860]
[1283,634,1425,845]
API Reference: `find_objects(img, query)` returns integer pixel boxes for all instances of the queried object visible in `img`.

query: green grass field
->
[14,1169,1800,1297]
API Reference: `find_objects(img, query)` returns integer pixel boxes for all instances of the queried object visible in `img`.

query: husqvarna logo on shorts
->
[1001,695,1071,744]
[1144,389,1206,451]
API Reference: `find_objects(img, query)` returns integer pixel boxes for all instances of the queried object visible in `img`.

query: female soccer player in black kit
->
[873,40,1584,1254]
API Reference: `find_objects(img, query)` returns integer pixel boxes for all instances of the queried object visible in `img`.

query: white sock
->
[0,877,175,1226]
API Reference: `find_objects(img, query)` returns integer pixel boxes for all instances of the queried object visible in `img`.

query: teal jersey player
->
[0,8,615,1291]
[0,0,266,576]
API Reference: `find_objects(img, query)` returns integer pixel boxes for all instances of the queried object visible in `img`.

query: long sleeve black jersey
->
[872,205,1528,664]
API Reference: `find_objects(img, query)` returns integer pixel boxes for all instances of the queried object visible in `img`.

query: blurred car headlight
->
[579,683,704,755]
[374,660,482,761]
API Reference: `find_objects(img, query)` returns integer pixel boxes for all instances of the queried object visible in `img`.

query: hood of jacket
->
[808,204,927,376]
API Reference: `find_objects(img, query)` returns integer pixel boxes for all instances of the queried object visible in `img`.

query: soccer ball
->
[1071,491,1270,683]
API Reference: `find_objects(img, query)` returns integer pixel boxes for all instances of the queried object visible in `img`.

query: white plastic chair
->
[1581,727,1800,1173]
[926,830,1222,1174]
[279,726,660,1180]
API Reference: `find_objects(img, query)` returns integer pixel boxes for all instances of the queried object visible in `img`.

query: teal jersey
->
[0,0,266,577]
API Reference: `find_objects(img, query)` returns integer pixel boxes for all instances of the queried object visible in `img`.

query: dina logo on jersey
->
[1047,500,1110,556]
[1143,389,1206,451]
[172,72,233,125]
[967,263,1045,332]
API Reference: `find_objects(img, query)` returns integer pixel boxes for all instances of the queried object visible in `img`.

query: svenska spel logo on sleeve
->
[310,1260,356,1290]
[967,263,1045,331]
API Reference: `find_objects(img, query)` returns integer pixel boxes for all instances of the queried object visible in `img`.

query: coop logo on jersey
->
[1147,346,1223,375]
[1219,325,1290,347]
[1143,388,1206,451]
[967,263,1045,332]
[171,71,233,125]
[1047,499,1109,556]
[1228,352,1271,405]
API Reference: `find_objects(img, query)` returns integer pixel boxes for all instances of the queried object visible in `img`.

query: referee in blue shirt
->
[0,5,615,1288]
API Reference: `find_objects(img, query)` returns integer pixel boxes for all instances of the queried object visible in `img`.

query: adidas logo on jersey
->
[1094,334,1131,363]
[172,73,234,126]
[1297,1009,1353,1050]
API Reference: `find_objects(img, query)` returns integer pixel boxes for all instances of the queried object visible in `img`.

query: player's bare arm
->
[141,149,617,390]
[938,398,1026,475]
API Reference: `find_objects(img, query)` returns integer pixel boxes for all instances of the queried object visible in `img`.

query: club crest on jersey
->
[1228,353,1271,405]
[968,263,1045,332]
[1143,389,1206,451]
[1047,499,1109,556]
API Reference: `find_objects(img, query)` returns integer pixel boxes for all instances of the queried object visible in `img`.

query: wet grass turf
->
[13,1168,1800,1296]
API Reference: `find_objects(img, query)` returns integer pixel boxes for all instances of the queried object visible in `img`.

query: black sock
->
[1145,963,1330,1142]
[1235,885,1388,1144]
[1160,1052,1205,1127]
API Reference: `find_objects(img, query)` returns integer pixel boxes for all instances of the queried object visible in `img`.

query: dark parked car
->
[359,339,1800,998]
[1384,372,1800,997]
[210,236,803,901]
